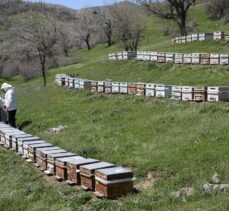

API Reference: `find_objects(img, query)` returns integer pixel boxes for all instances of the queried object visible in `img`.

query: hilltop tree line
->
[0,0,228,85]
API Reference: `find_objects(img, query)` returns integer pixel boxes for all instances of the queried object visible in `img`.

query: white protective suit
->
[1,83,17,111]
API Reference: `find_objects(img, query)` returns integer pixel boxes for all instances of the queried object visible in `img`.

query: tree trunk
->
[107,35,112,47]
[85,39,91,50]
[178,21,187,36]
[41,62,46,86]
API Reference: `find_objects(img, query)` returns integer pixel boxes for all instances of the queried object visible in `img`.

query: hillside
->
[0,2,229,211]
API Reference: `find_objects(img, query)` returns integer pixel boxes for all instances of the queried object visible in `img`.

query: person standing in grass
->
[0,83,17,128]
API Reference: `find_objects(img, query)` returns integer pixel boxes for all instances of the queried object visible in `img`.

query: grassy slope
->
[0,4,229,211]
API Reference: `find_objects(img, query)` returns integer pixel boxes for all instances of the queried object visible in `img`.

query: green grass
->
[0,3,229,211]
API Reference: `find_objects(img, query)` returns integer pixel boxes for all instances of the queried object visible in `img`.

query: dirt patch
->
[135,170,160,190]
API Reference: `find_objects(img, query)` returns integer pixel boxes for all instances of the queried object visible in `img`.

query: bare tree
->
[112,4,145,51]
[137,0,196,36]
[96,7,115,47]
[77,10,96,50]
[206,0,229,21]
[15,12,58,86]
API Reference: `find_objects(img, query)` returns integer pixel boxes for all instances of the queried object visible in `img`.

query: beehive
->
[157,52,166,63]
[200,53,210,65]
[181,36,186,43]
[97,81,105,93]
[182,86,193,101]
[74,79,80,89]
[192,53,200,64]
[194,87,207,102]
[213,32,224,40]
[187,35,192,42]
[23,140,45,159]
[145,83,155,97]
[155,85,165,98]
[150,52,157,62]
[4,130,25,149]
[45,152,76,176]
[220,54,229,65]
[11,134,34,152]
[111,82,120,94]
[219,87,229,102]
[166,53,174,63]
[165,85,172,98]
[210,54,220,65]
[36,148,66,170]
[207,87,219,102]
[55,156,84,181]
[137,51,144,60]
[91,81,97,92]
[69,78,74,89]
[128,83,136,95]
[143,51,151,61]
[224,32,229,40]
[183,54,192,64]
[105,82,112,94]
[17,136,42,156]
[191,34,198,41]
[174,53,183,64]
[119,82,128,94]
[80,162,115,191]
[84,80,92,91]
[171,86,182,100]
[117,52,123,60]
[28,143,53,163]
[0,128,18,146]
[95,166,134,198]
[136,83,145,96]
[66,158,99,185]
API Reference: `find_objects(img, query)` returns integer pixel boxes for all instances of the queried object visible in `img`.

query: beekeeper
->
[0,82,17,128]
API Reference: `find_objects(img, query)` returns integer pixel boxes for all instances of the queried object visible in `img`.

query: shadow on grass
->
[17,120,32,130]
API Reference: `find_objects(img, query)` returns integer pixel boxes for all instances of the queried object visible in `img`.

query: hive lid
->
[36,146,60,154]
[5,131,25,139]
[12,134,33,140]
[56,156,84,163]
[48,152,76,159]
[67,158,98,166]
[81,162,115,172]
[24,140,45,146]
[18,136,40,141]
[95,166,133,180]
[29,143,53,149]
[41,149,66,156]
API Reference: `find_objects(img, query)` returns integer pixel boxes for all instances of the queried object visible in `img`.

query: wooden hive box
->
[95,166,134,198]
[28,143,53,163]
[117,52,123,60]
[36,148,66,170]
[84,80,92,91]
[155,85,165,98]
[165,53,174,63]
[74,79,80,89]
[191,34,198,41]
[187,35,192,42]
[219,87,229,102]
[174,53,183,64]
[143,51,151,61]
[183,54,192,64]
[207,87,219,102]
[145,83,155,97]
[165,85,172,98]
[181,36,186,43]
[105,82,112,94]
[45,152,76,176]
[79,79,85,89]
[198,33,206,41]
[191,53,200,64]
[0,128,18,146]
[200,53,210,65]
[157,52,166,63]
[210,54,220,65]
[111,82,120,94]
[122,51,128,60]
[23,140,45,159]
[128,83,136,95]
[127,51,137,59]
[194,87,207,102]
[220,54,229,65]
[171,86,182,100]
[4,130,25,149]
[17,136,41,156]
[136,83,145,96]
[69,78,74,89]
[66,158,99,185]
[182,86,193,101]
[80,162,115,191]
[136,51,144,60]
[213,32,224,40]
[224,32,229,40]
[55,156,84,181]
[91,81,97,92]
[119,82,128,94]
[97,81,105,93]
[12,134,34,152]
[150,52,158,62]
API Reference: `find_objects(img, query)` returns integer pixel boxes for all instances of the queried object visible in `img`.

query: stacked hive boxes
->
[0,122,134,199]
[55,74,229,103]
